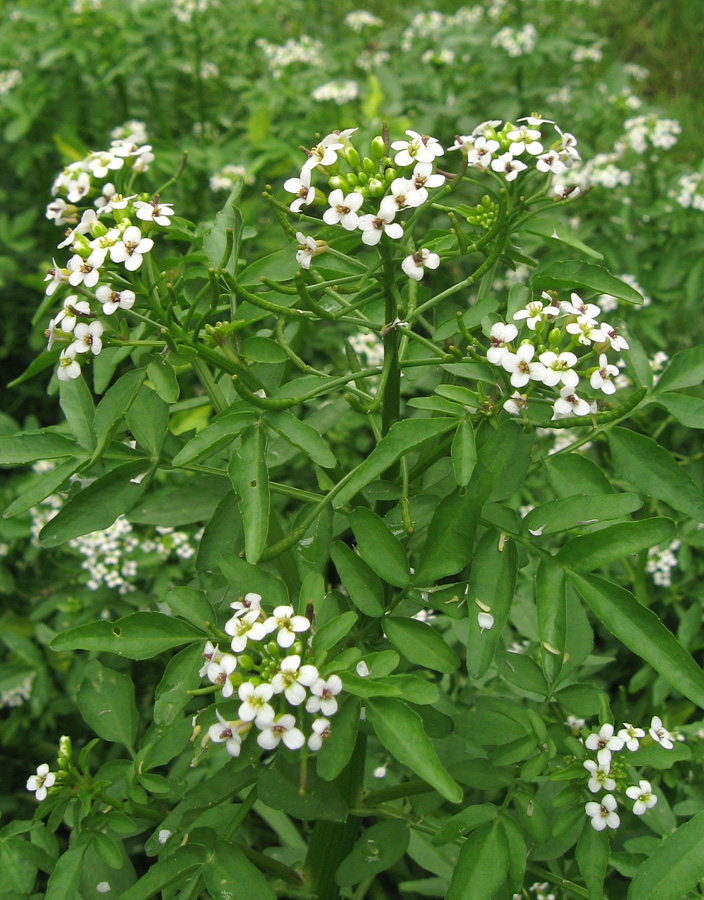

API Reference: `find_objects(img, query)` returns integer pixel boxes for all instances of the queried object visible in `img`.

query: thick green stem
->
[380,242,401,439]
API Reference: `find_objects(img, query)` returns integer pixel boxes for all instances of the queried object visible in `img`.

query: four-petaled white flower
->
[56,296,91,333]
[134,199,174,227]
[271,654,319,706]
[306,674,343,716]
[72,321,104,356]
[308,718,332,752]
[96,286,136,315]
[412,161,445,193]
[562,292,601,319]
[302,135,344,174]
[57,347,81,382]
[284,173,315,212]
[501,343,546,388]
[553,385,591,419]
[225,609,267,653]
[601,324,630,352]
[566,315,606,346]
[206,652,238,698]
[584,759,616,793]
[590,354,619,394]
[109,225,154,271]
[263,605,311,648]
[506,126,543,156]
[503,391,527,416]
[66,172,91,204]
[230,592,263,619]
[208,710,242,757]
[536,150,566,175]
[67,252,102,288]
[649,716,674,750]
[295,231,318,270]
[391,130,443,167]
[487,322,518,365]
[237,681,275,728]
[585,794,620,831]
[380,178,424,217]
[358,209,403,245]
[45,259,69,296]
[257,714,305,750]
[514,298,560,331]
[556,127,581,162]
[618,722,645,751]
[491,152,527,181]
[626,780,658,815]
[539,351,579,387]
[401,248,440,281]
[323,189,364,230]
[448,134,474,154]
[585,723,624,766]
[198,640,222,677]
[467,136,500,169]
[26,764,56,801]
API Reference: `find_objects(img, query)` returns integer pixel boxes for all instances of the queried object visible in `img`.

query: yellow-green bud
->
[344,146,360,168]
[357,172,368,185]
[58,735,72,771]
[347,173,359,187]
[547,328,562,347]
[328,175,345,190]
[371,135,386,158]
[238,654,254,670]
[362,156,375,175]
[384,167,397,184]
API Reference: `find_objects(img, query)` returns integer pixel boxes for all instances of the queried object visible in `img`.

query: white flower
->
[237,681,275,728]
[67,252,102,288]
[323,189,364,230]
[358,208,403,245]
[401,248,440,281]
[72,321,104,356]
[448,134,474,154]
[584,759,616,793]
[26,763,56,801]
[225,609,267,653]
[57,347,81,382]
[56,296,91,333]
[208,710,242,757]
[229,592,263,619]
[257,714,305,751]
[284,173,315,212]
[356,661,370,678]
[585,723,625,766]
[491,152,527,181]
[590,354,619,394]
[600,324,630,352]
[206,653,238,698]
[66,172,91,204]
[306,674,343,716]
[412,162,445,192]
[506,126,543,156]
[514,298,560,331]
[263,605,311,648]
[566,316,606,346]
[302,135,344,174]
[467,136,500,169]
[555,127,581,163]
[626,780,658,815]
[567,715,585,733]
[585,794,620,831]
[552,386,591,419]
[46,198,73,226]
[379,178,425,217]
[271,654,319,706]
[96,285,136,315]
[536,150,566,175]
[502,343,546,388]
[487,322,518,364]
[295,231,318,270]
[391,129,443,167]
[503,391,527,416]
[307,718,332,752]
[562,292,601,320]
[618,723,645,751]
[198,640,222,677]
[134,199,174,227]
[109,225,154,271]
[649,716,674,750]
[539,351,579,387]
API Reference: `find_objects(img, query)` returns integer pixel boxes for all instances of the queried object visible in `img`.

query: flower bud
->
[547,328,562,347]
[238,654,254,671]
[266,641,280,656]
[357,172,368,185]
[384,167,397,184]
[58,735,72,771]
[368,178,385,197]
[371,135,386,159]
[328,175,345,190]
[346,173,359,187]
[344,146,360,168]
[362,156,375,175]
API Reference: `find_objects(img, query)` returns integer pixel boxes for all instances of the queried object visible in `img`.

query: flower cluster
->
[616,114,681,155]
[491,23,537,57]
[201,594,347,758]
[209,163,254,192]
[311,80,359,105]
[673,172,704,212]
[598,273,650,313]
[348,330,384,368]
[170,0,213,24]
[344,10,383,32]
[0,672,35,710]
[580,718,675,831]
[0,68,22,96]
[646,538,682,587]
[255,35,323,79]
[485,290,629,420]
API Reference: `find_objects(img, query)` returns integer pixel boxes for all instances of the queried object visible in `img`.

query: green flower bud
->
[58,735,72,771]
[238,654,254,671]
[547,328,562,347]
[362,156,375,175]
[384,167,397,184]
[357,172,368,185]
[347,173,359,187]
[328,175,345,190]
[266,641,280,656]
[345,146,360,168]
[371,135,386,158]
[369,178,385,197]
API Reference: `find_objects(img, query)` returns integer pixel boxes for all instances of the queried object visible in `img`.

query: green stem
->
[192,358,228,414]
[380,242,400,438]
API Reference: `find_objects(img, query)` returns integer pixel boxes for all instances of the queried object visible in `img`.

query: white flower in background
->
[380,178,424,216]
[230,592,263,619]
[618,723,645,751]
[56,296,91,333]
[556,127,581,163]
[626,780,658,815]
[391,130,444,167]
[67,252,102,288]
[585,794,620,831]
[96,286,136,315]
[514,297,560,330]
[237,681,275,727]
[208,710,242,757]
[323,189,364,230]
[72,321,104,356]
[44,259,69,296]
[467,136,500,169]
[109,226,154,271]
[263,605,311,648]
[584,759,616,793]
[358,209,403,245]
[649,716,674,750]
[503,391,527,416]
[271,654,318,705]
[306,674,343,715]
[502,343,546,388]
[26,764,56,801]
[539,351,579,387]
[566,315,606,346]
[601,324,630,352]
[311,80,359,105]
[487,322,518,364]
[284,173,315,212]
[295,232,318,270]
[134,199,174,227]
[258,714,305,750]
[302,135,344,174]
[552,386,591,419]
[308,718,332,751]
[57,347,81,382]
[344,10,383,31]
[225,609,267,653]
[491,152,528,181]
[585,723,624,766]
[198,640,222,677]
[401,248,440,281]
[506,125,543,156]
[567,715,585,733]
[590,354,619,394]
[206,653,238,698]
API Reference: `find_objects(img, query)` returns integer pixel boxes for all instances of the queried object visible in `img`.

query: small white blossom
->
[96,286,136,315]
[491,152,527,182]
[626,780,658,815]
[257,714,305,750]
[26,764,56,801]
[590,354,619,395]
[553,386,591,419]
[57,347,82,382]
[134,199,174,227]
[56,296,91,333]
[229,592,262,619]
[562,293,601,319]
[284,174,315,212]
[584,759,616,793]
[502,343,547,388]
[539,351,579,387]
[506,126,543,156]
[649,716,674,750]
[600,324,630,352]
[198,640,222,678]
[237,681,275,728]
[391,130,443,167]
[585,794,620,831]
[618,723,645,751]
[302,135,344,174]
[67,252,102,288]
[271,655,319,706]
[566,316,606,346]
[379,178,425,217]
[263,605,311,648]
[358,208,403,245]
[225,609,267,653]
[467,136,500,169]
[295,231,318,270]
[72,321,103,356]
[109,225,154,271]
[514,297,560,331]
[503,391,527,416]
[487,322,518,365]
[585,723,624,766]
[208,710,242,757]
[308,717,332,752]
[206,653,238,698]
[306,674,343,716]
[323,189,364,230]
[536,150,566,175]
[401,248,440,281]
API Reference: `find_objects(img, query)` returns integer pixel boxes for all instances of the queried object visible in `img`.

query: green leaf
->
[147,359,180,403]
[3,455,85,518]
[536,559,566,684]
[432,804,498,847]
[125,385,169,457]
[77,660,138,751]
[649,393,704,428]
[522,493,642,536]
[0,429,76,466]
[203,183,243,276]
[653,346,704,394]
[502,815,527,893]
[556,518,676,572]
[128,475,223,526]
[229,423,270,563]
[628,810,704,900]
[164,587,216,630]
[258,755,347,821]
[570,573,704,708]
[451,419,476,487]
[531,261,643,304]
[171,411,257,467]
[266,410,337,468]
[317,694,360,782]
[116,847,205,900]
[608,427,704,520]
[59,377,96,451]
[366,698,463,803]
[446,820,509,900]
[330,542,385,617]
[45,843,88,900]
[91,368,146,463]
[522,218,604,260]
[334,418,458,507]
[384,617,460,674]
[466,530,518,678]
[240,336,289,364]
[51,612,205,659]
[219,555,288,606]
[576,819,609,900]
[349,507,410,588]
[544,453,614,497]
[39,461,151,547]
[336,820,410,887]
[628,741,691,769]
[197,492,244,573]
[202,841,277,900]
[312,611,358,654]
[239,247,299,286]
